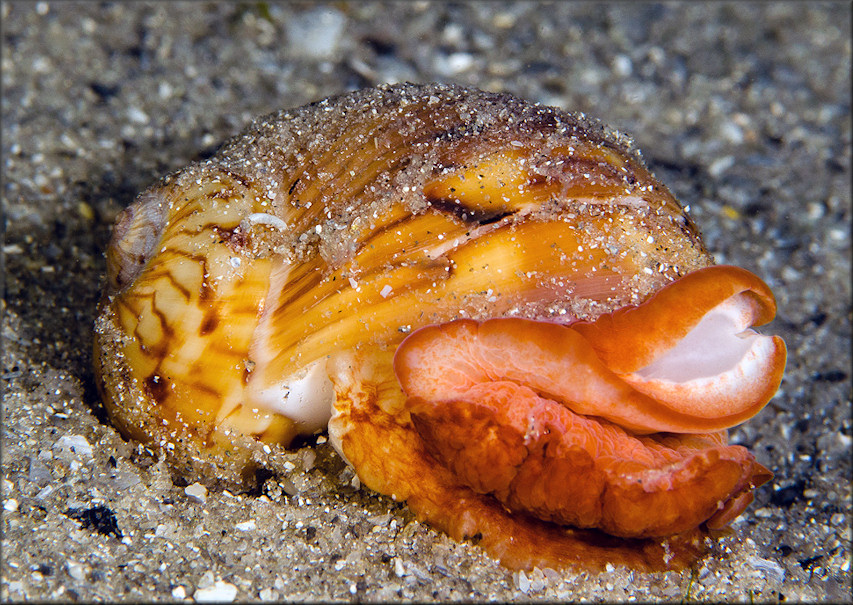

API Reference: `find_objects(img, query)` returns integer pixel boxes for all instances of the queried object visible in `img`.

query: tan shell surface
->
[94,83,711,485]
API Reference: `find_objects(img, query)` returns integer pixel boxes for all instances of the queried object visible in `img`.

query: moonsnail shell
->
[94,83,786,572]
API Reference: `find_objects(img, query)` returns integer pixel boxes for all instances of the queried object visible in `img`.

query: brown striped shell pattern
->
[94,83,785,572]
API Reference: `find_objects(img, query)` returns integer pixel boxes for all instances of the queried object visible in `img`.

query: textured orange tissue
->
[390,265,784,570]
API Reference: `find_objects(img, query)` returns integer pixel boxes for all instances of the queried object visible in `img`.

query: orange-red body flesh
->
[396,322,772,538]
[396,265,786,436]
[343,264,785,569]
[327,348,710,572]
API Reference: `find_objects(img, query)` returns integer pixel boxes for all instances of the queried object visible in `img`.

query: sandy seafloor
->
[1,2,851,602]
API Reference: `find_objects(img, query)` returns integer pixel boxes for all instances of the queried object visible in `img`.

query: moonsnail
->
[94,83,786,571]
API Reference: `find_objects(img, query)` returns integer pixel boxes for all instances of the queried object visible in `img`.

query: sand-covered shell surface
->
[94,83,786,572]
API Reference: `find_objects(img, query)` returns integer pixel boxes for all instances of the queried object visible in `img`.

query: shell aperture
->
[94,83,785,571]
